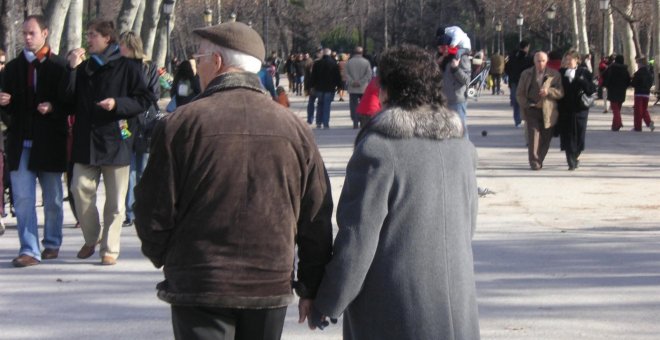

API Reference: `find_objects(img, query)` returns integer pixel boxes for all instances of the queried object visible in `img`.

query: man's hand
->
[0,92,11,106]
[539,88,548,98]
[68,48,86,69]
[37,102,53,115]
[298,299,334,330]
[450,58,460,69]
[97,98,116,111]
[298,298,313,327]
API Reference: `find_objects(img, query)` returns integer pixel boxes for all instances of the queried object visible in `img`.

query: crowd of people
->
[0,12,657,340]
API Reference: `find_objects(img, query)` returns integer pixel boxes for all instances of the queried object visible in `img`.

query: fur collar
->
[364,105,464,141]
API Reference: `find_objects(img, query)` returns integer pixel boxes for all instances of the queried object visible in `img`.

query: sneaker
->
[650,121,655,132]
[122,219,134,227]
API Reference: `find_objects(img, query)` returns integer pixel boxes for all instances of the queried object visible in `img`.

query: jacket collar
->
[196,72,266,101]
[360,105,464,142]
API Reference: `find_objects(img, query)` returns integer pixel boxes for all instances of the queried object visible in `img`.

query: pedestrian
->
[437,26,472,137]
[284,54,296,92]
[134,22,333,340]
[118,31,161,227]
[170,60,201,108]
[505,40,534,128]
[602,55,631,131]
[305,50,319,125]
[345,46,373,129]
[267,51,281,87]
[306,44,480,340]
[516,51,564,170]
[65,19,151,266]
[355,76,381,127]
[258,62,277,99]
[0,15,68,267]
[310,48,342,129]
[0,48,6,235]
[490,52,505,95]
[294,53,305,96]
[630,56,655,132]
[337,53,348,102]
[557,50,596,170]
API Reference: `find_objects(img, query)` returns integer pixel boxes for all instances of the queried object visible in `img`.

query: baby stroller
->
[467,60,490,101]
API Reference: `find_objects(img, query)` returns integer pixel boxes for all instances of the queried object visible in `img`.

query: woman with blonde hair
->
[118,30,161,227]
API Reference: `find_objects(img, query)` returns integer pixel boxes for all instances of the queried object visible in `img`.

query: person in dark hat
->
[133,21,334,340]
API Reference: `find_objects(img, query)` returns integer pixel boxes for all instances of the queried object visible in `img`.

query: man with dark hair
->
[505,40,534,127]
[0,15,69,267]
[310,48,342,129]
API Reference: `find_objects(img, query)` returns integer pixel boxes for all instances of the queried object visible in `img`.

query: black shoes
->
[122,219,134,227]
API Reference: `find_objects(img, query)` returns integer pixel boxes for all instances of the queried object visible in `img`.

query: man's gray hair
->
[209,43,262,73]
[323,48,332,56]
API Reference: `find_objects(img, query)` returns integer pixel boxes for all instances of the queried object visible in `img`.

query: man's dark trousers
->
[172,305,287,340]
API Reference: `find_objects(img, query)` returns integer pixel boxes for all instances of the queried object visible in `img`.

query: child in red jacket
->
[276,86,290,108]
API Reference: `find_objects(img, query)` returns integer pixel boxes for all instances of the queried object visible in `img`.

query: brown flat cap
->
[193,22,265,62]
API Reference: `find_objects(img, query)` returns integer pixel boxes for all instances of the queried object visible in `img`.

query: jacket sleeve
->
[546,72,564,100]
[134,119,177,268]
[578,69,596,95]
[451,54,472,86]
[516,70,529,118]
[313,134,394,318]
[114,62,152,117]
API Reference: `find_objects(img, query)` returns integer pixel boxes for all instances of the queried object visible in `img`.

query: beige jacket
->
[516,67,564,128]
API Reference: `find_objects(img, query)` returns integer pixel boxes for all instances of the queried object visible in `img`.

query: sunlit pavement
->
[0,87,658,339]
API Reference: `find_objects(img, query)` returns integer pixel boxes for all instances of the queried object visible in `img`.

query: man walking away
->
[505,40,534,127]
[345,46,372,129]
[134,22,333,340]
[310,48,342,129]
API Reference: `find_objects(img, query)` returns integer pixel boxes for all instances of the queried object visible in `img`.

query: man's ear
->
[214,52,223,72]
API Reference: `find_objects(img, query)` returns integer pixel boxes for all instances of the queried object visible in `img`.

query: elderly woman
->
[557,50,596,170]
[305,44,480,339]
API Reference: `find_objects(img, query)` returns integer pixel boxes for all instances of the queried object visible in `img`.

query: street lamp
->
[495,20,502,54]
[263,0,269,57]
[599,0,609,56]
[163,0,175,73]
[516,13,524,42]
[545,4,557,51]
[229,12,237,22]
[203,8,213,26]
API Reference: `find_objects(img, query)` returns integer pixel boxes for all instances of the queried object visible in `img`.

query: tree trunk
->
[576,0,589,54]
[383,0,388,49]
[569,0,579,50]
[132,0,145,33]
[44,0,71,54]
[140,0,163,60]
[152,1,175,69]
[0,0,16,58]
[271,1,289,58]
[117,0,142,34]
[621,0,637,74]
[61,0,82,54]
[605,9,613,56]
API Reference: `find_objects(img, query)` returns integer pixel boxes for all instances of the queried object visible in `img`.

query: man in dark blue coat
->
[309,48,342,129]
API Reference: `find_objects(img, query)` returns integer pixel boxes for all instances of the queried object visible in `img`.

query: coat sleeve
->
[546,72,564,100]
[114,62,152,117]
[133,119,178,268]
[313,134,394,318]
[451,54,472,86]
[295,151,334,299]
[516,71,530,120]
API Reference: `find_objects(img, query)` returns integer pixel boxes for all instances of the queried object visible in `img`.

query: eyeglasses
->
[192,52,214,63]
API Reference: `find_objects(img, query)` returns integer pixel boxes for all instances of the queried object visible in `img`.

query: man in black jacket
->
[310,48,342,129]
[505,40,534,127]
[0,15,69,267]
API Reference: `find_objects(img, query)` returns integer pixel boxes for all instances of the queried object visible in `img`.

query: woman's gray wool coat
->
[314,105,481,340]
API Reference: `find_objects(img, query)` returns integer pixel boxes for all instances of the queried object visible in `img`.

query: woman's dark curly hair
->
[378,44,445,110]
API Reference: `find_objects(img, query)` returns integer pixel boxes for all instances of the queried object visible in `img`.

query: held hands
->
[37,102,53,115]
[96,98,116,111]
[298,298,337,330]
[68,48,86,68]
[0,92,11,106]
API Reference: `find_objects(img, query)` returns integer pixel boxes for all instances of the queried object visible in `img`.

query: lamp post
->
[599,0,609,56]
[163,0,175,73]
[495,20,502,54]
[516,13,524,42]
[545,4,557,51]
[263,0,269,56]
[229,12,237,23]
[203,8,213,26]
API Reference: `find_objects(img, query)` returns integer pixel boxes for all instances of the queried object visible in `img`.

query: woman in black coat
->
[558,50,596,170]
[602,55,631,131]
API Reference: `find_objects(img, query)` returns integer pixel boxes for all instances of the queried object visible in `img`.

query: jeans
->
[448,102,469,139]
[316,91,335,128]
[349,93,363,125]
[510,82,521,126]
[125,151,149,221]
[11,147,64,259]
[306,92,318,124]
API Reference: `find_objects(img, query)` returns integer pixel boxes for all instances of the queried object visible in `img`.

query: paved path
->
[0,90,658,339]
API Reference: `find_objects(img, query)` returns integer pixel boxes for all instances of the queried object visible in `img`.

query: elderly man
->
[344,46,372,129]
[134,22,333,340]
[516,51,564,170]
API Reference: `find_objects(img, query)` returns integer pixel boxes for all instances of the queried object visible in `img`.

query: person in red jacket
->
[356,76,381,127]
